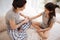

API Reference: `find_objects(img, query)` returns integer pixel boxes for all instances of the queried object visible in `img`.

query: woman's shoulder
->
[5,8,15,20]
[6,9,11,14]
[6,8,15,16]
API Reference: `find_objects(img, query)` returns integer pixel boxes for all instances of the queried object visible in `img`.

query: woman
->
[30,2,60,40]
[5,0,31,40]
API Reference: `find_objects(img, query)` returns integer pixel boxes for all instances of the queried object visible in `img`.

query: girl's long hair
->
[45,2,60,25]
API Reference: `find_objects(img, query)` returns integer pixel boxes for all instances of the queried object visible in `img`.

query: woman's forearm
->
[16,18,29,28]
[20,13,28,18]
[16,20,26,28]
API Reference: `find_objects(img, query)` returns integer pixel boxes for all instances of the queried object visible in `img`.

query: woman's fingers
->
[25,16,31,21]
[24,18,29,23]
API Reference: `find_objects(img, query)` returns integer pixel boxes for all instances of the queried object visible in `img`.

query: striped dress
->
[5,9,31,40]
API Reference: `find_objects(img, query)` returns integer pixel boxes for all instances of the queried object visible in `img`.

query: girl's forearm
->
[40,24,53,32]
[43,21,54,31]
[42,24,53,31]
[30,16,38,20]
[30,13,42,20]
[42,27,51,31]
[56,21,60,24]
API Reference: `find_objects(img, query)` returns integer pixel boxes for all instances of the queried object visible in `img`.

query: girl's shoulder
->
[53,16,56,19]
[51,16,56,23]
[41,12,45,15]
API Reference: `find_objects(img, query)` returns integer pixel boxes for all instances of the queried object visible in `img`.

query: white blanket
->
[26,26,41,40]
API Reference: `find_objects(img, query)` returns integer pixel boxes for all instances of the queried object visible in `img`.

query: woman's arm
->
[20,13,29,18]
[9,18,29,30]
[30,13,42,20]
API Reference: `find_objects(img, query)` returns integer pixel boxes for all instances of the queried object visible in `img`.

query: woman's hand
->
[25,16,32,21]
[24,18,30,23]
[25,16,30,19]
[20,13,30,19]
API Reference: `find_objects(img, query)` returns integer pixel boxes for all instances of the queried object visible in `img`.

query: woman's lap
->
[8,21,31,40]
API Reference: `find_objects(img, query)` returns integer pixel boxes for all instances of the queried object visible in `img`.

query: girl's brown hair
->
[45,2,60,25]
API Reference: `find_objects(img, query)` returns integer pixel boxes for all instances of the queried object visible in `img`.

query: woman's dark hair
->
[45,2,59,25]
[12,0,26,9]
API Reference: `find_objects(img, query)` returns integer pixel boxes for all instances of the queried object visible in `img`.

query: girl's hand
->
[37,29,46,32]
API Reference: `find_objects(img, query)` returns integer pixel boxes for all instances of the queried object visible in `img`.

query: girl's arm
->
[34,22,53,32]
[9,18,29,30]
[20,13,42,20]
[41,22,54,31]
[37,21,54,32]
[30,13,42,20]
[56,20,60,24]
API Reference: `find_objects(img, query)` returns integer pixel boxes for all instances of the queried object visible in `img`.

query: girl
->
[5,0,31,40]
[30,2,60,40]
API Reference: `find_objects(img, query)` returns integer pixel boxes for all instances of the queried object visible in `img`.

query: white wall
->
[0,0,13,17]
[0,0,45,17]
